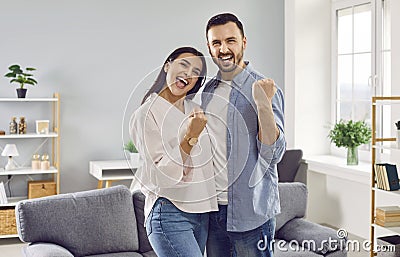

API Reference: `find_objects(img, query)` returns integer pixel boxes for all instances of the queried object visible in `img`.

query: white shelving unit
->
[0,234,19,239]
[0,133,58,139]
[0,93,60,239]
[370,96,400,257]
[0,97,58,102]
[0,167,58,175]
[0,196,27,207]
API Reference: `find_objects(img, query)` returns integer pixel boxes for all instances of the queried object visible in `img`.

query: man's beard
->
[213,49,244,73]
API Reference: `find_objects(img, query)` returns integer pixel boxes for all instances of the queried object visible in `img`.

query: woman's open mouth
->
[176,76,188,89]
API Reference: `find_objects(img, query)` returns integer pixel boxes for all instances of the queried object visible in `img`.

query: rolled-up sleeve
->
[256,87,286,169]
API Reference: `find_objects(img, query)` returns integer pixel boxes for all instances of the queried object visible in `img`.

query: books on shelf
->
[375,219,400,227]
[376,206,400,227]
[0,182,8,204]
[377,206,400,215]
[374,163,400,191]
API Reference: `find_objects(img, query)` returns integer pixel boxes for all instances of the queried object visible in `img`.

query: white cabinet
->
[0,93,60,238]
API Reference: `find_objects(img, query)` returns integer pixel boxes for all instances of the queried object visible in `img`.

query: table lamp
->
[1,144,19,170]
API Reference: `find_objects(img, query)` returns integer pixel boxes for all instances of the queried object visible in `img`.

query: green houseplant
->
[328,120,371,165]
[124,140,138,153]
[4,64,38,98]
[124,140,139,166]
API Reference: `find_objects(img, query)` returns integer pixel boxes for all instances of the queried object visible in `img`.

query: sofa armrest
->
[277,218,346,255]
[294,161,308,184]
[276,182,307,231]
[24,243,74,257]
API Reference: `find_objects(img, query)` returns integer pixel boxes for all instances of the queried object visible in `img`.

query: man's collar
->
[215,61,252,88]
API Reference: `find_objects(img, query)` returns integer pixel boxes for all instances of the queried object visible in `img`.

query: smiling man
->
[201,13,286,257]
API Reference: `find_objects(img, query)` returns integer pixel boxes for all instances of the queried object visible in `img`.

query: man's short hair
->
[206,13,244,40]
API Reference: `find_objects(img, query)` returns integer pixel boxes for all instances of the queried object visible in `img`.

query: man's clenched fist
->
[252,78,277,108]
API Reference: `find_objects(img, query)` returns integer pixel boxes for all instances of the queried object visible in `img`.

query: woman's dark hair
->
[141,47,207,104]
[206,13,244,41]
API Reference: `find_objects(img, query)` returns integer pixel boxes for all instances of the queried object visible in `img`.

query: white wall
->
[0,0,284,194]
[307,170,371,238]
[284,0,332,154]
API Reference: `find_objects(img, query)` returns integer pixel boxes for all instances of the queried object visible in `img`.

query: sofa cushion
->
[132,190,153,253]
[16,185,139,257]
[277,218,346,255]
[24,243,74,257]
[276,182,307,231]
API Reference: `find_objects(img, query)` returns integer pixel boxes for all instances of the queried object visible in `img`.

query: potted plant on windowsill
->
[4,64,38,98]
[328,120,371,165]
[124,140,139,166]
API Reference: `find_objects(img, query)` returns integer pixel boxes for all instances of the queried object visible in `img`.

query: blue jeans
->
[207,205,276,257]
[145,197,209,257]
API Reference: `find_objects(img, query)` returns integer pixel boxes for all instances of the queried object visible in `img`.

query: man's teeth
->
[221,56,232,60]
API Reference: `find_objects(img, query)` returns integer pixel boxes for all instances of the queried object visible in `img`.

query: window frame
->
[331,0,389,161]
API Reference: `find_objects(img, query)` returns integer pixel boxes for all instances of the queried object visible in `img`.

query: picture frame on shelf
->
[35,120,49,134]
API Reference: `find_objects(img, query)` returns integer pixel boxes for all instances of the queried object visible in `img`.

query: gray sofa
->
[16,183,346,257]
[275,183,347,256]
[275,149,346,256]
[16,185,156,257]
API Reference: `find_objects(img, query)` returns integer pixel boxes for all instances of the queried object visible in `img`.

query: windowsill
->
[305,155,371,185]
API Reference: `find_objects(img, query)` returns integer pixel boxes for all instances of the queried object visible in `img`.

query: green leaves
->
[8,64,22,72]
[4,72,16,78]
[25,78,37,85]
[4,64,38,89]
[328,120,371,148]
[124,140,138,153]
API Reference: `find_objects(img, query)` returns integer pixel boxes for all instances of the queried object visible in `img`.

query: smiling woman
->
[141,47,207,105]
[129,46,218,257]
[162,52,204,105]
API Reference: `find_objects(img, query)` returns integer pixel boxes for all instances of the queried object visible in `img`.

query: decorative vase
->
[347,146,358,165]
[129,152,139,167]
[41,154,50,170]
[16,88,27,98]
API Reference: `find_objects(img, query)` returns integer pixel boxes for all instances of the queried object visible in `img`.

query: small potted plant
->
[328,120,371,165]
[4,64,38,98]
[124,140,139,166]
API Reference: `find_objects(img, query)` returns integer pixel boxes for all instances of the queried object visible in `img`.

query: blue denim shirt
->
[201,62,286,232]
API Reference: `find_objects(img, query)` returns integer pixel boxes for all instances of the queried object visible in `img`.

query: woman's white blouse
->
[130,93,218,221]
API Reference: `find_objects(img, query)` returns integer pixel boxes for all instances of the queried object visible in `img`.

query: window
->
[380,0,391,139]
[336,3,372,122]
[332,0,391,156]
